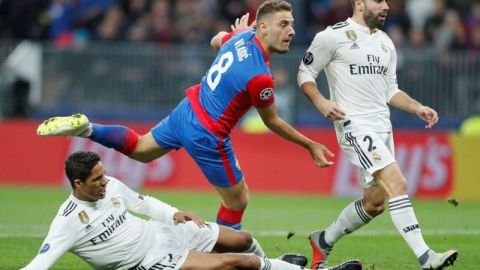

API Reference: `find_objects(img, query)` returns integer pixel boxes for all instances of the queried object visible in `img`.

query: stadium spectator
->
[297,0,458,269]
[466,1,480,51]
[21,151,361,270]
[384,0,411,36]
[424,0,448,44]
[150,0,173,43]
[405,0,434,28]
[0,0,477,51]
[308,0,353,32]
[0,0,49,40]
[36,1,335,231]
[96,5,123,41]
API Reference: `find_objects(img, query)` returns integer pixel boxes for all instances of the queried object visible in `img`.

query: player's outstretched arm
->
[389,90,439,128]
[300,81,345,121]
[257,105,334,167]
[173,211,207,228]
[210,31,229,50]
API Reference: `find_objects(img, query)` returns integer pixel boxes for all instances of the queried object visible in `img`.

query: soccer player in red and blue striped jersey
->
[37,0,334,230]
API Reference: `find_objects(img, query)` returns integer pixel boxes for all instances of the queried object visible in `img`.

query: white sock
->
[244,238,265,257]
[389,195,430,257]
[259,258,311,270]
[324,199,372,245]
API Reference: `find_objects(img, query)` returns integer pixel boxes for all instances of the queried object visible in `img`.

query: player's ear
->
[257,21,268,35]
[73,179,83,188]
[355,0,364,11]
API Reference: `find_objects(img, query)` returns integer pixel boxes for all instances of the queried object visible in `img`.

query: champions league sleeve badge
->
[302,51,314,65]
[259,88,273,100]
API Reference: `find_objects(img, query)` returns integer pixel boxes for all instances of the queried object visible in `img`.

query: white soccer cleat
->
[420,249,458,270]
[37,113,91,137]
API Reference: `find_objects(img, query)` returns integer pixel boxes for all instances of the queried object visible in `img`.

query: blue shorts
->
[151,98,243,187]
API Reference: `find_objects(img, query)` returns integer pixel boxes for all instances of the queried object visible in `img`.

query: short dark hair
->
[65,151,101,188]
[256,0,292,22]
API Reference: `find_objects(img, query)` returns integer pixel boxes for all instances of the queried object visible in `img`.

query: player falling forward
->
[37,0,334,231]
[22,151,361,270]
[297,0,457,269]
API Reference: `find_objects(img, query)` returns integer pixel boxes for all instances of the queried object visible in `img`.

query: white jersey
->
[298,18,400,134]
[22,177,180,270]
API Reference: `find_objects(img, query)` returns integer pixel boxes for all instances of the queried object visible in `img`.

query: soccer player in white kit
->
[297,0,458,269]
[22,151,361,270]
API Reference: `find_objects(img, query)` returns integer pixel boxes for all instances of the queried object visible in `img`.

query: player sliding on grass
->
[36,0,334,231]
[297,0,457,269]
[22,151,361,270]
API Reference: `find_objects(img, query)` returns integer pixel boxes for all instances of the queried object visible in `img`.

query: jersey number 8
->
[207,51,234,90]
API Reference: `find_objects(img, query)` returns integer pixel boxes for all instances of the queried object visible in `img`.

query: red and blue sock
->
[216,203,244,230]
[89,124,139,155]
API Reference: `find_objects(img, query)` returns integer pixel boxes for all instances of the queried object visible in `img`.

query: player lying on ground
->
[22,151,361,270]
[297,0,457,269]
[36,0,334,231]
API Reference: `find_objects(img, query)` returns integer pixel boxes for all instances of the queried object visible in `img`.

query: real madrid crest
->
[111,197,121,208]
[372,152,381,162]
[78,210,90,224]
[381,42,388,53]
[173,255,183,263]
[345,30,357,42]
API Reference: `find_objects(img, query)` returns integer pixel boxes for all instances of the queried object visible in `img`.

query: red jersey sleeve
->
[247,74,275,108]
[221,29,250,45]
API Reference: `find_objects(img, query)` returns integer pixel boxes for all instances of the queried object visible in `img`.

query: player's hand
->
[319,99,345,121]
[416,105,438,129]
[308,142,335,167]
[231,13,256,31]
[173,211,207,228]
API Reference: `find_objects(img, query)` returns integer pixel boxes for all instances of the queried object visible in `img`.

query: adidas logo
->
[350,43,360,49]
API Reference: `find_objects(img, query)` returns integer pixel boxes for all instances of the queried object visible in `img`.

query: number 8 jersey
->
[187,29,275,138]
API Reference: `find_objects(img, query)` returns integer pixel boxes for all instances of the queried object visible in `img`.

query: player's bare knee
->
[237,231,253,250]
[363,200,385,217]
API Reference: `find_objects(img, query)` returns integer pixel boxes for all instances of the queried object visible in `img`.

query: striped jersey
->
[22,177,179,270]
[298,18,400,133]
[186,29,275,138]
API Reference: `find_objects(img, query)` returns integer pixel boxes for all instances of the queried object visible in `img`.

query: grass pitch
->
[1,186,478,270]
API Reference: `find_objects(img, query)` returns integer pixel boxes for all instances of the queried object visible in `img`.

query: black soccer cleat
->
[328,259,362,270]
[278,253,308,267]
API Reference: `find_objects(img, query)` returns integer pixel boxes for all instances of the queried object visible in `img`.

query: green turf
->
[1,186,478,270]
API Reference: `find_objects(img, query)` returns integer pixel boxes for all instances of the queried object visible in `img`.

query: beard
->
[363,9,386,29]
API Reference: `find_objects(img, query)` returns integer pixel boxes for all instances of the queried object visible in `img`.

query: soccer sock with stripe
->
[324,199,372,245]
[243,238,266,257]
[216,203,244,230]
[89,124,139,155]
[389,195,430,258]
[259,258,309,270]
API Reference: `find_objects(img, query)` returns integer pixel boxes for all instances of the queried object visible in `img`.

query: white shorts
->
[337,125,396,188]
[138,221,219,270]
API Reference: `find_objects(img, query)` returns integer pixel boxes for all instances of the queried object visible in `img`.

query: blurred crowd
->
[0,0,479,52]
